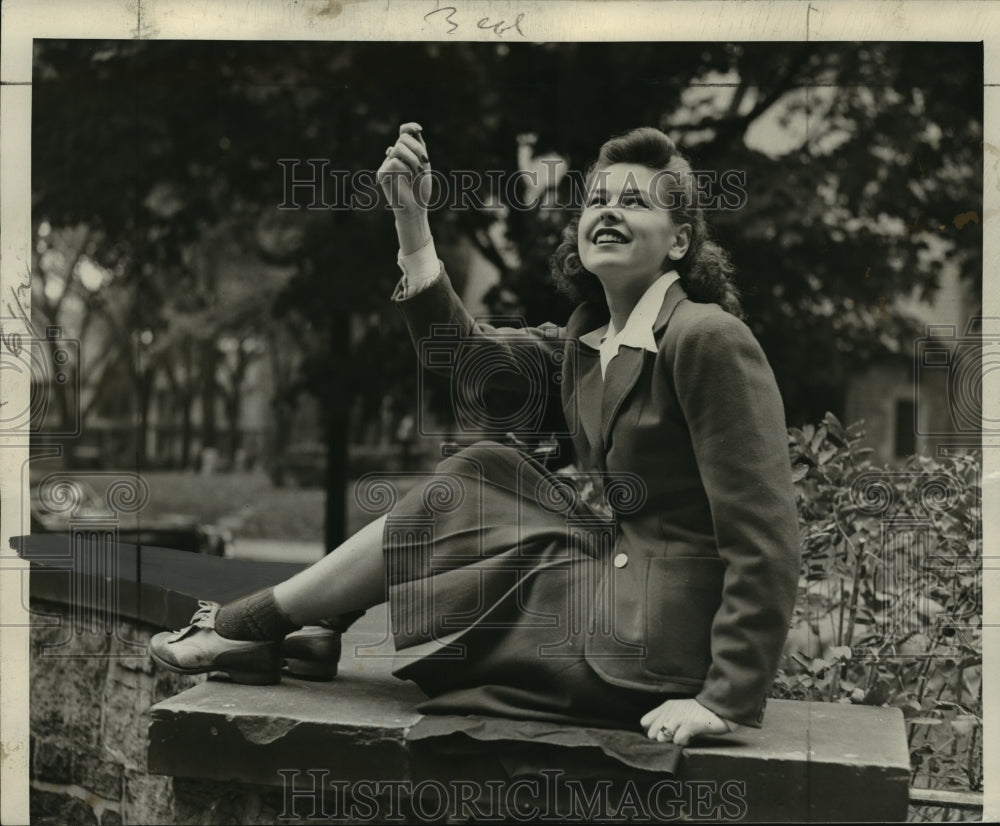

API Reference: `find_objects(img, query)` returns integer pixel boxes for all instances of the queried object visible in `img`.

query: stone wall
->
[22,537,914,825]
[18,536,334,826]
[29,598,205,826]
[28,598,382,826]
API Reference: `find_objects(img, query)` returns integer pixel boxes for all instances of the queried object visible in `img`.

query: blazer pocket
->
[642,555,724,682]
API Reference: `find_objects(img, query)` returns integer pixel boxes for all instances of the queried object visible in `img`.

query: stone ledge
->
[14,534,912,822]
[13,533,306,629]
[150,607,911,823]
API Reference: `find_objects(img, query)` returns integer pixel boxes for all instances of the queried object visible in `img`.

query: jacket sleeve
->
[671,308,800,727]
[391,261,569,432]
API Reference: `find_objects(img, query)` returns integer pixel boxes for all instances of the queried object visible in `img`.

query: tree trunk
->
[323,313,350,552]
[135,369,154,469]
[180,394,194,469]
[227,394,243,465]
[225,348,250,466]
[200,341,218,450]
[164,346,197,470]
[265,326,296,473]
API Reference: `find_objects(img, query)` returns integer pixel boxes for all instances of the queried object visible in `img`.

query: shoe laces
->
[167,600,220,643]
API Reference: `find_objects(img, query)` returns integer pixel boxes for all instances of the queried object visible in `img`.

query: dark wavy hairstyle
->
[550,127,743,318]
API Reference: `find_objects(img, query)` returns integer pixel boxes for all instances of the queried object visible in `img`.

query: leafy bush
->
[773,412,982,804]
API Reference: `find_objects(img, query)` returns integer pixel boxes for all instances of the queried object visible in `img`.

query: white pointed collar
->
[578,271,680,378]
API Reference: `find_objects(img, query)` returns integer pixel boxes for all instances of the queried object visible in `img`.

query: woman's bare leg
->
[272,513,388,626]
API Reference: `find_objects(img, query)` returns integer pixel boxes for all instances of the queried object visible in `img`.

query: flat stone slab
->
[150,609,911,822]
[15,534,911,821]
[150,606,422,785]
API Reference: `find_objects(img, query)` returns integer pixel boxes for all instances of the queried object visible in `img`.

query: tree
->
[31,40,981,547]
[486,42,982,424]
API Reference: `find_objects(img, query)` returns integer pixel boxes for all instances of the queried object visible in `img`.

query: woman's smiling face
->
[578,163,691,293]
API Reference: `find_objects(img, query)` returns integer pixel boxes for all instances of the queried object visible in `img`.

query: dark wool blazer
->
[393,265,801,727]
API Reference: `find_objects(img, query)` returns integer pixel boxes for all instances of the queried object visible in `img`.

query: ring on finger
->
[660,725,676,738]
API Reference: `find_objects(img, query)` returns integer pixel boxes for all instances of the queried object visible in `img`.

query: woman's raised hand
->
[377,122,433,254]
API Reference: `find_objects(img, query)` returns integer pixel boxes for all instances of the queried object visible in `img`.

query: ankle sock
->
[319,609,367,634]
[215,587,301,641]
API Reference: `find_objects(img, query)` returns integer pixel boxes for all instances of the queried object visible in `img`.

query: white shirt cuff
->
[396,237,441,299]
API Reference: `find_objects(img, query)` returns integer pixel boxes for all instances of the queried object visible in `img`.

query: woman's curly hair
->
[550,127,743,318]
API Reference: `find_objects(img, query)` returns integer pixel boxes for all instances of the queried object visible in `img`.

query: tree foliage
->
[779,413,981,802]
[31,40,982,543]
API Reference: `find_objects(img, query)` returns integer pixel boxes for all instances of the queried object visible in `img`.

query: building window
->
[895,399,916,458]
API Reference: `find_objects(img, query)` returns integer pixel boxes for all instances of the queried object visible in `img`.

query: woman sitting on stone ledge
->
[150,122,800,747]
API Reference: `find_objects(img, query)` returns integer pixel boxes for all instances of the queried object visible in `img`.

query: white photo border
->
[1,1,997,823]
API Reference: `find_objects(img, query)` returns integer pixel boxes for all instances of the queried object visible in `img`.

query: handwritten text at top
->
[424,5,526,38]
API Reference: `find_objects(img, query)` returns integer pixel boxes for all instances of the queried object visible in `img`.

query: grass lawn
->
[132,469,423,541]
[135,470,324,540]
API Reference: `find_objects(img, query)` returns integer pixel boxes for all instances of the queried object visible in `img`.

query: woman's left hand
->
[640,698,740,745]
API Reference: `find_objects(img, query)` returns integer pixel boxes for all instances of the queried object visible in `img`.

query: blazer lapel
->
[600,346,646,446]
[599,280,689,446]
[651,278,688,337]
[566,300,609,462]
[577,357,604,456]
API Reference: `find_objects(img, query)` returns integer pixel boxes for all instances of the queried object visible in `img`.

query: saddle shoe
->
[281,610,366,680]
[281,626,343,680]
[148,600,282,685]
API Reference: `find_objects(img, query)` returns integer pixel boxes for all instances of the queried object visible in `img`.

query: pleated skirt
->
[381,441,681,730]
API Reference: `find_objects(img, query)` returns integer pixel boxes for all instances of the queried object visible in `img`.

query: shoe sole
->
[149,646,281,686]
[283,657,338,680]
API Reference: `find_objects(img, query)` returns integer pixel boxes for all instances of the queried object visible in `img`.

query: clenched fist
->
[377,122,434,256]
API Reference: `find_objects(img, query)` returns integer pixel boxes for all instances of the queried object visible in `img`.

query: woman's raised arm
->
[377,123,569,403]
[377,121,433,256]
